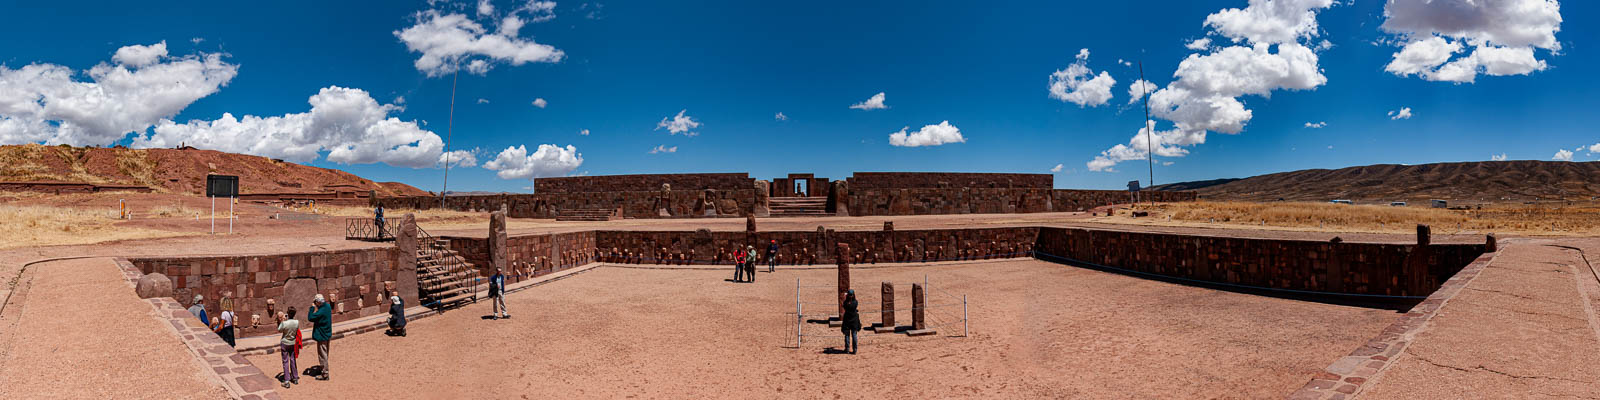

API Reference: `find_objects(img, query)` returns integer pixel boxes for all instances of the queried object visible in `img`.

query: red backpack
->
[294,329,303,357]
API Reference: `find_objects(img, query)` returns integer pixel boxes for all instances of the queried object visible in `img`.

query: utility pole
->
[1140,61,1154,205]
[440,69,459,208]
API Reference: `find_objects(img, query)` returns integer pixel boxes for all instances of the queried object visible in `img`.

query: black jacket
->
[841,297,862,331]
[388,301,406,328]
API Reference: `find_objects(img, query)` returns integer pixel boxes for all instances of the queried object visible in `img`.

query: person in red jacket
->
[733,248,747,282]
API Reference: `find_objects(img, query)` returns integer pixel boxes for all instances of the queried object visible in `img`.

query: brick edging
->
[114,258,282,400]
[1287,250,1498,399]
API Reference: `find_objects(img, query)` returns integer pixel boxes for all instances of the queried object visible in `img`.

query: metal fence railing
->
[345,217,401,241]
[415,225,478,306]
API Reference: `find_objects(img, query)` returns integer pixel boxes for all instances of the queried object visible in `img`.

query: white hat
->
[194,294,203,303]
[313,294,325,303]
[390,296,401,304]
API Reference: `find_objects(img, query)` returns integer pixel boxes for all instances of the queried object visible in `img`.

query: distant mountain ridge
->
[0,144,429,196]
[1151,160,1600,202]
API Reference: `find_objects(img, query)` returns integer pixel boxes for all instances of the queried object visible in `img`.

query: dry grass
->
[1101,201,1600,236]
[313,205,484,225]
[0,205,195,249]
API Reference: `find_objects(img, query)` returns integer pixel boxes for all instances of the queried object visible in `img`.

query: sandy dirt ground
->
[246,260,1395,399]
[0,258,227,399]
[1359,239,1600,398]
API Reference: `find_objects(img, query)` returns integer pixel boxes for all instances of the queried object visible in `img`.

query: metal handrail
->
[345,217,401,241]
[414,225,478,305]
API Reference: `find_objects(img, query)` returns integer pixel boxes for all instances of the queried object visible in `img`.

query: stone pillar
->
[753,180,771,217]
[837,243,851,316]
[1404,224,1433,296]
[883,221,894,232]
[490,210,508,273]
[830,180,849,217]
[881,282,895,328]
[1486,233,1496,253]
[912,283,926,330]
[746,215,757,233]
[395,214,420,308]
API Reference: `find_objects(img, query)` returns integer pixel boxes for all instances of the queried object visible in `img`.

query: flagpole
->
[440,69,459,209]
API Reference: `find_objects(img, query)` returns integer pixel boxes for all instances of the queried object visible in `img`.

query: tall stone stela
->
[490,210,508,274]
[395,213,420,308]
[837,243,851,317]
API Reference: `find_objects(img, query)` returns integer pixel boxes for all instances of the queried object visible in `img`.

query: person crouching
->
[386,296,406,337]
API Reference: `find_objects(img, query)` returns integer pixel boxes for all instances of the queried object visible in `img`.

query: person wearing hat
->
[386,295,407,337]
[308,294,334,380]
[745,245,759,283]
[766,239,780,273]
[187,294,208,325]
[841,289,861,354]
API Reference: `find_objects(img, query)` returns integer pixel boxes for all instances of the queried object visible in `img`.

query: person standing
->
[277,308,300,388]
[766,240,780,273]
[308,295,333,381]
[745,245,759,283]
[490,267,510,319]
[842,290,861,354]
[212,296,236,347]
[733,248,747,282]
[374,204,387,239]
[187,295,208,325]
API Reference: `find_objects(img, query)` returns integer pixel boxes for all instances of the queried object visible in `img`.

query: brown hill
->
[1152,161,1600,203]
[0,144,429,196]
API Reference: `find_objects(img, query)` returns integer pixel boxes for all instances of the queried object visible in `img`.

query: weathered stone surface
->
[837,243,851,316]
[281,278,319,327]
[881,281,895,327]
[136,273,174,299]
[912,283,926,330]
[490,210,508,272]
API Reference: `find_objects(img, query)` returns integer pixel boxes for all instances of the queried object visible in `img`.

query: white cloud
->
[1050,163,1064,173]
[1186,37,1212,51]
[531,97,547,108]
[1086,0,1335,173]
[190,37,205,44]
[1491,153,1507,161]
[888,120,965,147]
[648,145,676,154]
[476,98,490,104]
[395,6,564,77]
[1388,107,1413,120]
[482,144,582,179]
[1304,121,1326,128]
[578,128,589,136]
[1117,59,1133,67]
[1380,0,1562,83]
[774,112,787,121]
[1588,143,1600,154]
[849,92,888,110]
[438,149,479,168]
[112,41,169,67]
[655,109,699,136]
[395,96,406,105]
[133,86,447,168]
[1553,148,1573,161]
[476,0,494,16]
[0,43,239,146]
[1126,79,1157,104]
[1048,48,1117,107]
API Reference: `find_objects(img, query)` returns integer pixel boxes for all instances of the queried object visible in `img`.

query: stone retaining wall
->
[441,231,598,279]
[1049,189,1199,212]
[375,189,759,218]
[127,248,416,337]
[589,227,1040,265]
[845,172,1052,189]
[534,173,753,193]
[844,188,1056,216]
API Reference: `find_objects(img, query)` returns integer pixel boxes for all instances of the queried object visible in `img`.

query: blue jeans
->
[843,329,858,352]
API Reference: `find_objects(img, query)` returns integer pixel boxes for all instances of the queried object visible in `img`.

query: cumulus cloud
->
[648,145,676,154]
[1050,164,1064,173]
[1126,79,1157,105]
[1048,48,1117,107]
[1588,143,1600,154]
[849,92,888,110]
[1553,148,1573,161]
[438,148,479,168]
[476,98,490,104]
[531,97,547,108]
[1491,153,1507,161]
[774,112,787,121]
[133,86,448,168]
[1380,0,1562,83]
[655,109,699,136]
[888,121,965,147]
[1186,38,1212,51]
[1087,0,1334,172]
[1304,121,1326,128]
[395,4,564,77]
[0,42,239,146]
[476,0,494,16]
[482,144,582,179]
[578,128,589,136]
[1388,107,1413,120]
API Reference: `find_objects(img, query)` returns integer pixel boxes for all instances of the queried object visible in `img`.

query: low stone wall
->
[845,172,1052,189]
[375,189,758,219]
[127,247,415,337]
[591,227,1040,265]
[845,188,1055,216]
[1032,227,1485,298]
[1049,189,1199,212]
[0,181,152,194]
[534,173,753,193]
[441,231,598,279]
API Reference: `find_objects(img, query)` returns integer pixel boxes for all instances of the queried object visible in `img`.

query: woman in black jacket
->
[842,290,861,354]
[386,296,406,337]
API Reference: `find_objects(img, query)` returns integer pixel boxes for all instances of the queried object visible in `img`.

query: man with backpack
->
[490,267,510,319]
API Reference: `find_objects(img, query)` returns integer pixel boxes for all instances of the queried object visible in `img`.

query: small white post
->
[210,196,215,234]
[228,196,234,234]
[796,278,802,347]
[963,295,969,337]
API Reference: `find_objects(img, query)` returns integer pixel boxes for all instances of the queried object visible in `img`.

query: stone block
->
[135,273,174,299]
[881,281,895,328]
[912,283,925,330]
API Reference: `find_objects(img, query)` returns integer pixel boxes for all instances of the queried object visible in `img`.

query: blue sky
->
[0,0,1588,192]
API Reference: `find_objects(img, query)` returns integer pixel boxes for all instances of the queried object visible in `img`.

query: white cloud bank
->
[483,144,582,179]
[849,92,888,110]
[1380,0,1562,83]
[1048,48,1116,107]
[655,109,699,136]
[395,2,565,77]
[1553,148,1573,161]
[888,121,965,147]
[0,42,238,146]
[1087,0,1335,172]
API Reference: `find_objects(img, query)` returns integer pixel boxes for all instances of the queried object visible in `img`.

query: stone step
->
[421,286,475,302]
[430,292,477,307]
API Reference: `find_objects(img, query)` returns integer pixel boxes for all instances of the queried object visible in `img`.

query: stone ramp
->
[1293,240,1600,399]
[0,258,242,399]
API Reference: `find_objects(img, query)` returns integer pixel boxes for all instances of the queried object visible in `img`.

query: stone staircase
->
[768,197,828,217]
[555,207,620,221]
[416,236,479,308]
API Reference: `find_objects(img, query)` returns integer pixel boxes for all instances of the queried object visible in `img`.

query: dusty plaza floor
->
[244,260,1394,399]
